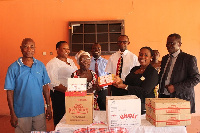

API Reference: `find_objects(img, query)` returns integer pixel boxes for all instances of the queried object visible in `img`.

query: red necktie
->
[95,59,99,77]
[116,54,123,78]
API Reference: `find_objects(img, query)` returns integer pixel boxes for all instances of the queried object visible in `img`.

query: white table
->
[55,111,187,133]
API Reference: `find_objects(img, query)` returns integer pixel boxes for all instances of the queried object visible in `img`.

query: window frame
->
[69,20,125,55]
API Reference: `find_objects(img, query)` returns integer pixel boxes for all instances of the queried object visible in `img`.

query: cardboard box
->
[65,93,94,125]
[146,111,191,127]
[145,98,179,113]
[106,95,141,128]
[145,98,190,115]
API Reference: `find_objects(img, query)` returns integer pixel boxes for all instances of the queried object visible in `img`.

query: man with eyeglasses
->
[159,33,200,113]
[4,38,52,132]
[105,35,140,96]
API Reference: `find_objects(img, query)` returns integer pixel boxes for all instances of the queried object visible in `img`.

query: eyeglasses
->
[117,41,128,44]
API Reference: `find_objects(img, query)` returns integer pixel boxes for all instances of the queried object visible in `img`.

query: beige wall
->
[0,0,200,115]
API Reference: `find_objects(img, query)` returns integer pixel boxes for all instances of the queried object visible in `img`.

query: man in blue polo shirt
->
[4,38,52,133]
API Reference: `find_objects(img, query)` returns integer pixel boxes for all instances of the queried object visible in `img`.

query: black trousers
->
[111,85,128,96]
[50,90,65,127]
[97,89,108,110]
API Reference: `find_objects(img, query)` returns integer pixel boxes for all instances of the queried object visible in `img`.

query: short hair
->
[21,38,35,46]
[56,41,68,49]
[92,43,101,48]
[118,35,129,41]
[140,46,154,57]
[168,33,181,43]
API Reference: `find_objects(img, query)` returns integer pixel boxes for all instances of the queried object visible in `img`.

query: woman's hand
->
[113,75,122,84]
[113,76,127,89]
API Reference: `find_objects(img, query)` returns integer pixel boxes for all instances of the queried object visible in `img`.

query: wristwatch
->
[45,104,51,107]
[124,85,128,90]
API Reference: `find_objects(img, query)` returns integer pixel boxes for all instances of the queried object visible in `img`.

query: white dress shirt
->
[105,50,140,81]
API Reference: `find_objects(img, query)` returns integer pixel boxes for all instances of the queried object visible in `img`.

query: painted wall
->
[0,0,200,115]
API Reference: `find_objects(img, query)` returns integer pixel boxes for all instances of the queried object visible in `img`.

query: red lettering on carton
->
[68,104,88,114]
[120,114,138,119]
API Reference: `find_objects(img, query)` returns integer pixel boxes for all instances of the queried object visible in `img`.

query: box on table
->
[66,78,87,96]
[106,95,141,128]
[145,98,191,127]
[146,111,191,127]
[65,93,94,125]
[145,98,190,114]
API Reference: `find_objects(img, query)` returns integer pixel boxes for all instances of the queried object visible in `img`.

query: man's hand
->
[46,107,52,121]
[10,114,18,128]
[166,84,175,93]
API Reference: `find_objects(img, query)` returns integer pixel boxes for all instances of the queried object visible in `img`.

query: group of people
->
[4,33,200,133]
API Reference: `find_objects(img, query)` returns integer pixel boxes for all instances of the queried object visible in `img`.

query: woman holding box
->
[113,47,159,114]
[72,50,101,110]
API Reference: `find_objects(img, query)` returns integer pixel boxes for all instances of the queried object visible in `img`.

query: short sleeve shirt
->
[105,50,140,81]
[4,57,50,118]
[46,57,78,90]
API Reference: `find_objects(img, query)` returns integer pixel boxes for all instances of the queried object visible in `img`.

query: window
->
[69,20,125,55]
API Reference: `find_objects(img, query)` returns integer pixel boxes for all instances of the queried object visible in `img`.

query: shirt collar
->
[17,57,36,67]
[92,56,102,61]
[119,50,128,56]
[171,49,180,58]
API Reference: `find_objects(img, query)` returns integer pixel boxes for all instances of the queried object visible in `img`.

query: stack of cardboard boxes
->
[65,78,94,125]
[145,98,191,127]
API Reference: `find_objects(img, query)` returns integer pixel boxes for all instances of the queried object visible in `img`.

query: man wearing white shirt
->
[46,41,78,127]
[105,35,140,96]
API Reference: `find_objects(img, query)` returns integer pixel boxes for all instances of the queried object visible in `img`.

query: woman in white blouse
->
[46,41,77,127]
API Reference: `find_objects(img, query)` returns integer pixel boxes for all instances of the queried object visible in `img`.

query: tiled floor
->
[0,114,200,133]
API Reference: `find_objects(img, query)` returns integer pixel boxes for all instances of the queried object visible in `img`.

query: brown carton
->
[146,111,191,127]
[145,98,179,111]
[65,93,94,125]
[145,98,190,115]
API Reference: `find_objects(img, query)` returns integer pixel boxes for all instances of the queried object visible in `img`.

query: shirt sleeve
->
[46,61,60,90]
[133,55,140,66]
[4,66,16,90]
[42,64,51,86]
[69,60,78,71]
[105,56,113,74]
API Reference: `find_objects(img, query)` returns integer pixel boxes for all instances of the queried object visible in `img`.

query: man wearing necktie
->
[159,33,200,113]
[89,43,108,110]
[105,35,140,96]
